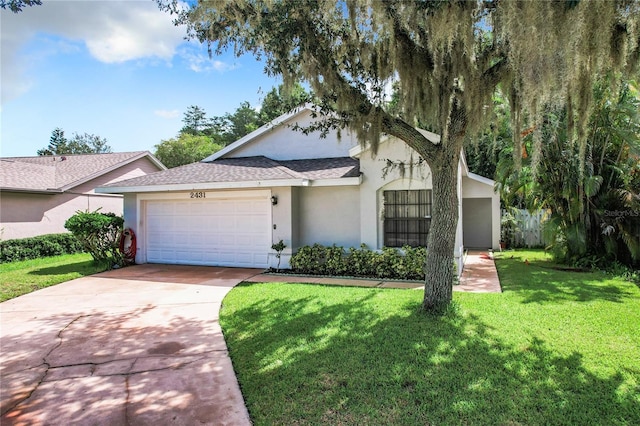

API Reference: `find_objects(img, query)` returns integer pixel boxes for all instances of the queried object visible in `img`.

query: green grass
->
[220,250,640,425]
[0,253,108,302]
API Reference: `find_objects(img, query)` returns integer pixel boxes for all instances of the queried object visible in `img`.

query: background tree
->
[37,128,111,155]
[66,133,112,154]
[259,82,313,123]
[154,133,224,168]
[220,101,262,145]
[37,127,68,156]
[495,77,640,267]
[181,105,212,136]
[162,0,640,312]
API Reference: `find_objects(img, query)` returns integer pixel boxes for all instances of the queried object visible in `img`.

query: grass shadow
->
[221,283,639,425]
[28,260,106,277]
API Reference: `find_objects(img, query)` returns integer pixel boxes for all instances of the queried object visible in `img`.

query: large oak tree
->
[161,0,640,312]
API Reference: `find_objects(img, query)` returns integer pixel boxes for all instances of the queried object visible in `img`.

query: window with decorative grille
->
[383,190,432,247]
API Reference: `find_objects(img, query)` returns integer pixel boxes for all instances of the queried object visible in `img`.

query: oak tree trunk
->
[422,142,462,312]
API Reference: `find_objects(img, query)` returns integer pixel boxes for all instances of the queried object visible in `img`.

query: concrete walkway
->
[247,250,502,293]
[458,250,502,293]
[1,264,260,426]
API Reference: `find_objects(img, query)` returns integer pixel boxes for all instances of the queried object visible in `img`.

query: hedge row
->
[290,243,427,280]
[0,233,85,263]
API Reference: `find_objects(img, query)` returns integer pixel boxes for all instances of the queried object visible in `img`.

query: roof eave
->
[96,175,362,194]
[466,172,495,186]
[0,187,61,194]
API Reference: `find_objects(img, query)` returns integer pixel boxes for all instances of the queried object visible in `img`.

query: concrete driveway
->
[1,264,260,425]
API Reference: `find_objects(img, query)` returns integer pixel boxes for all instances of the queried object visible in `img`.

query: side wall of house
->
[0,191,121,240]
[0,157,162,240]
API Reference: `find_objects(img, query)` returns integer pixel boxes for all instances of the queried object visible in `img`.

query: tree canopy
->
[161,0,640,311]
[37,128,112,156]
[0,0,41,13]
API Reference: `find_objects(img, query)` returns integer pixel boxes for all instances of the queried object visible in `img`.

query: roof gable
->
[0,151,165,193]
[203,105,358,162]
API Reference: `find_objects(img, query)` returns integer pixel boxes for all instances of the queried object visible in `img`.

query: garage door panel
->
[145,196,270,268]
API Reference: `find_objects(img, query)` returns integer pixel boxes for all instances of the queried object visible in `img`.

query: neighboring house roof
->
[98,156,361,193]
[0,151,166,194]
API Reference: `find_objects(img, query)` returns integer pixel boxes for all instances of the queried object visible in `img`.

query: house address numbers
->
[190,191,206,199]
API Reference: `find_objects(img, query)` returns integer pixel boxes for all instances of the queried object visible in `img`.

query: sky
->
[0,0,281,158]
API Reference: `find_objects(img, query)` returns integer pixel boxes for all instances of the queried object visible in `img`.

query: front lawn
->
[0,253,108,302]
[221,250,640,425]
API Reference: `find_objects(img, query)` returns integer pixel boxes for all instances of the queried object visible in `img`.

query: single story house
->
[0,151,166,240]
[98,107,500,273]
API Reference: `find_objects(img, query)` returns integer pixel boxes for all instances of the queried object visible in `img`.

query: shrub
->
[290,243,428,280]
[0,233,85,263]
[64,211,124,267]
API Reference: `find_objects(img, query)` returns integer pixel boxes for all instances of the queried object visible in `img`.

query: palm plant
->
[495,77,640,267]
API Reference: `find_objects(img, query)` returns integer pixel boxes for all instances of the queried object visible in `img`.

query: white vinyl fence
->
[503,209,549,248]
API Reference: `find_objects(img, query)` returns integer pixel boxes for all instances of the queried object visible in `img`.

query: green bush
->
[0,233,85,263]
[290,243,427,280]
[64,211,124,267]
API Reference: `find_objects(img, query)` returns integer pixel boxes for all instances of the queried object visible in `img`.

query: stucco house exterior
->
[0,151,166,240]
[98,107,499,273]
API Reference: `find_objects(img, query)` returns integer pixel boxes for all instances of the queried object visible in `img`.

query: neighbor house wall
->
[0,157,162,240]
[0,191,122,240]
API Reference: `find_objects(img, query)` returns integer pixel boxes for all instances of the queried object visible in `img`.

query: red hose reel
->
[119,228,137,264]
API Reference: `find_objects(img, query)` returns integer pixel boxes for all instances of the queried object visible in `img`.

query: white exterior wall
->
[269,186,295,268]
[226,110,359,160]
[357,139,468,275]
[298,186,361,248]
[455,162,464,275]
[357,141,433,249]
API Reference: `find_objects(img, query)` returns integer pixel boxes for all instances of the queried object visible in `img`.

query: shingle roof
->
[101,156,360,188]
[0,151,157,192]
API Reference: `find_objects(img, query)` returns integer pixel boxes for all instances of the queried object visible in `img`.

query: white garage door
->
[145,196,271,268]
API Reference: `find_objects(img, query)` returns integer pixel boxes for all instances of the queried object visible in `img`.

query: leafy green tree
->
[154,133,224,168]
[37,128,111,155]
[220,101,261,145]
[260,83,312,123]
[162,0,640,312]
[66,133,112,154]
[0,0,41,13]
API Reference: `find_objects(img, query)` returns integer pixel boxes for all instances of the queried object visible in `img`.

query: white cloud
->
[178,45,237,73]
[1,0,188,103]
[154,109,180,119]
